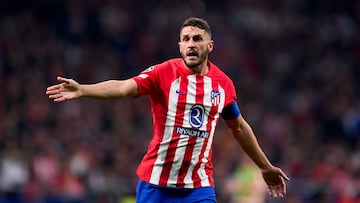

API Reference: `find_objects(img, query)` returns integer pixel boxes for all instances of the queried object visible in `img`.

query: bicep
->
[224,114,253,140]
[119,79,138,97]
[101,79,138,98]
[224,115,244,131]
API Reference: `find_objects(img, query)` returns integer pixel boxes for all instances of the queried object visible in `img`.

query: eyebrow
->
[181,34,203,40]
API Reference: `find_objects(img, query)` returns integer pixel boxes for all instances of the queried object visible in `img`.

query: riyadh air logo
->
[211,90,221,106]
[189,104,204,128]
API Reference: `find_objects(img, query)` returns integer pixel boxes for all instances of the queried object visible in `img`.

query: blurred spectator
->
[0,0,359,202]
[223,155,267,203]
[0,142,29,203]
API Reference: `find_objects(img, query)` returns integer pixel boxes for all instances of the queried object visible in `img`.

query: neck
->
[185,61,209,75]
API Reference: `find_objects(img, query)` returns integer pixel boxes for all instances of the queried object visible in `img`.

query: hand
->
[261,166,290,198]
[46,76,81,102]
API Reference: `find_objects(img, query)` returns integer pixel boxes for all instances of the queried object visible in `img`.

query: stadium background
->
[1,0,359,202]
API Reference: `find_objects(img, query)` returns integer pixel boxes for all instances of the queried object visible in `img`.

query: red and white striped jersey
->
[132,58,237,188]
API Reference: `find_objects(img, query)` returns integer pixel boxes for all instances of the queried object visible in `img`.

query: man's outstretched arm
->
[46,76,138,102]
[224,115,290,198]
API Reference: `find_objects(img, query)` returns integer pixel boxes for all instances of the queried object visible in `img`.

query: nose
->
[187,39,196,48]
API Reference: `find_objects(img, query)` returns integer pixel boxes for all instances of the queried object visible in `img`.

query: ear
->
[178,41,182,54]
[208,40,214,53]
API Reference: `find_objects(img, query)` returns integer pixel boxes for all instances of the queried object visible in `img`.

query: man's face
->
[179,26,214,69]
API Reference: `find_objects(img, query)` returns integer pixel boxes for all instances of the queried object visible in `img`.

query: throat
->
[184,61,209,75]
[191,66,208,75]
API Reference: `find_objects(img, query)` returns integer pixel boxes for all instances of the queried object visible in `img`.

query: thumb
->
[57,76,71,84]
[279,169,290,181]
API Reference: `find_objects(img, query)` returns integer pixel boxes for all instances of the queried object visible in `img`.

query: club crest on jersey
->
[189,104,204,128]
[211,90,221,106]
[137,66,155,79]
[143,65,154,72]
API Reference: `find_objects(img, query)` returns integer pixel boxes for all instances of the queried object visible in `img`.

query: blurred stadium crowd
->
[1,0,360,202]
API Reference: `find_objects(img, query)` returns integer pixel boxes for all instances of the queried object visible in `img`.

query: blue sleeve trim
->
[221,101,241,120]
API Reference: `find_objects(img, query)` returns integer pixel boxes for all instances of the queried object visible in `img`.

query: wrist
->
[77,84,85,97]
[259,163,273,170]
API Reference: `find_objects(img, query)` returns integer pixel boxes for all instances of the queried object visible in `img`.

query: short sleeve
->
[218,73,240,119]
[132,65,158,96]
[224,79,237,108]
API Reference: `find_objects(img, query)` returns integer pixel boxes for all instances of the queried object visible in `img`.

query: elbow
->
[229,125,246,140]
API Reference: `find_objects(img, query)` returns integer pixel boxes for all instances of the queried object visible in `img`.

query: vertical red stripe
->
[176,75,204,187]
[192,82,219,187]
[158,77,188,186]
[203,84,221,187]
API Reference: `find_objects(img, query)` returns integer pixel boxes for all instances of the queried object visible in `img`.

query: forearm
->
[234,124,271,169]
[80,79,137,99]
[225,116,289,198]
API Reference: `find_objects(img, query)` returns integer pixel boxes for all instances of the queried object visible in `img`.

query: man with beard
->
[46,17,289,203]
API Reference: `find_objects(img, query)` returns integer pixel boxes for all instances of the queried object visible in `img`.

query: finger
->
[267,187,273,197]
[46,89,60,95]
[54,97,66,102]
[280,170,290,181]
[48,93,62,99]
[49,94,65,102]
[46,84,61,91]
[277,184,284,198]
[268,177,287,199]
[52,95,66,102]
[280,178,286,197]
[268,185,277,198]
[57,76,71,84]
[273,178,286,198]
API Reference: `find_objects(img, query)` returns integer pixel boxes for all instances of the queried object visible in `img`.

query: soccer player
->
[46,17,289,203]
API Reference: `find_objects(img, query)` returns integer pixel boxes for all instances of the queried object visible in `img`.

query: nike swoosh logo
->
[175,89,187,94]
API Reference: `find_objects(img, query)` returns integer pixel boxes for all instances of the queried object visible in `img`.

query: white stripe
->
[167,134,189,185]
[199,83,226,186]
[149,78,181,184]
[167,75,197,186]
[184,75,198,128]
[181,76,212,187]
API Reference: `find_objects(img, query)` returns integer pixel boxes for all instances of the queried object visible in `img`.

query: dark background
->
[1,0,359,202]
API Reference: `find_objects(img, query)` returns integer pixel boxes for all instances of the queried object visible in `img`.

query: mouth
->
[186,51,198,59]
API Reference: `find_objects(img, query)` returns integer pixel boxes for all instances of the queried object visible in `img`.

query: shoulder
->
[208,61,234,83]
[150,58,185,76]
[137,58,180,75]
[156,58,182,69]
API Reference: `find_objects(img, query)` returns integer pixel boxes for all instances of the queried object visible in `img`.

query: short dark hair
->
[181,17,211,37]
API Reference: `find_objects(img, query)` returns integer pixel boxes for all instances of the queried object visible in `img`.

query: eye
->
[193,35,202,42]
[182,36,190,42]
